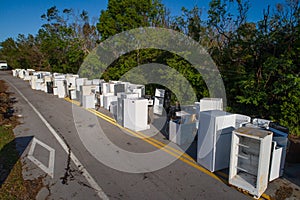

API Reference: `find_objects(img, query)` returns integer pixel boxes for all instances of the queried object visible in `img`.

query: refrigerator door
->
[269,141,283,181]
[197,112,215,171]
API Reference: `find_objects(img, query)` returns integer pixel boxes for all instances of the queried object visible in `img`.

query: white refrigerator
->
[123,98,149,131]
[197,110,236,172]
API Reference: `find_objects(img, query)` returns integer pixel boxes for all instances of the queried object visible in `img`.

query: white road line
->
[5,79,109,200]
[28,137,55,178]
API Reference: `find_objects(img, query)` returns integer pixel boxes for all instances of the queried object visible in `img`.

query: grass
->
[0,126,27,200]
[0,80,44,199]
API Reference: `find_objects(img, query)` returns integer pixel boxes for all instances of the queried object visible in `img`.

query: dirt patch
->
[273,186,293,200]
[0,80,19,127]
[23,176,47,199]
[0,163,46,200]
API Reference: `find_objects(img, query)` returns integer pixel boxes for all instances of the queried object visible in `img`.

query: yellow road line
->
[261,194,272,200]
[89,107,195,163]
[65,97,272,200]
[65,97,80,106]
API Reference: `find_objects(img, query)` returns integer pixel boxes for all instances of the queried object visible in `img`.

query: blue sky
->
[0,0,284,42]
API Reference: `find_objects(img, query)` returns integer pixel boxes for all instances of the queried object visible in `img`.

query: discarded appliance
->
[82,94,95,109]
[75,78,87,100]
[95,93,101,108]
[18,69,26,79]
[12,69,18,77]
[110,101,118,119]
[169,110,197,145]
[244,119,288,181]
[114,83,127,96]
[153,89,165,115]
[148,99,154,106]
[229,127,273,199]
[93,81,102,94]
[101,82,110,95]
[76,78,87,91]
[41,82,47,92]
[53,75,66,88]
[99,94,104,107]
[80,85,96,96]
[43,76,52,93]
[252,118,271,129]
[68,88,77,100]
[53,87,58,95]
[84,80,93,85]
[234,114,251,128]
[92,79,100,85]
[66,76,77,100]
[108,83,115,94]
[24,69,35,80]
[103,93,118,110]
[35,79,44,90]
[268,123,289,180]
[46,82,54,94]
[30,76,38,90]
[110,80,121,84]
[197,110,236,172]
[194,102,201,129]
[66,75,77,89]
[198,98,223,112]
[80,85,96,103]
[56,79,67,98]
[53,72,61,77]
[117,92,139,126]
[123,98,149,131]
[127,84,145,97]
[269,141,283,182]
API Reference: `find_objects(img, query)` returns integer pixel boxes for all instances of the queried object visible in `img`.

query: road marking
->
[6,80,109,200]
[66,97,272,200]
[28,137,55,178]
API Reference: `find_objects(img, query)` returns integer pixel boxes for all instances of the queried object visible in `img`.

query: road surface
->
[1,71,250,200]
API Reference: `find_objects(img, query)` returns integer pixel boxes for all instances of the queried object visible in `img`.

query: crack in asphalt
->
[57,131,97,192]
[55,130,77,185]
[60,146,75,185]
[45,127,102,195]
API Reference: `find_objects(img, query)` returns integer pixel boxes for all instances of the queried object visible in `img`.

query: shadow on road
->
[0,136,33,186]
[284,163,300,187]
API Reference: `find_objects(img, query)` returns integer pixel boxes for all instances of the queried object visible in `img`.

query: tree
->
[97,0,167,40]
[0,38,20,68]
[38,6,98,73]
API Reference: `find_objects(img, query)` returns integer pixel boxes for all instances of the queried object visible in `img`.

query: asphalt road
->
[1,71,250,200]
